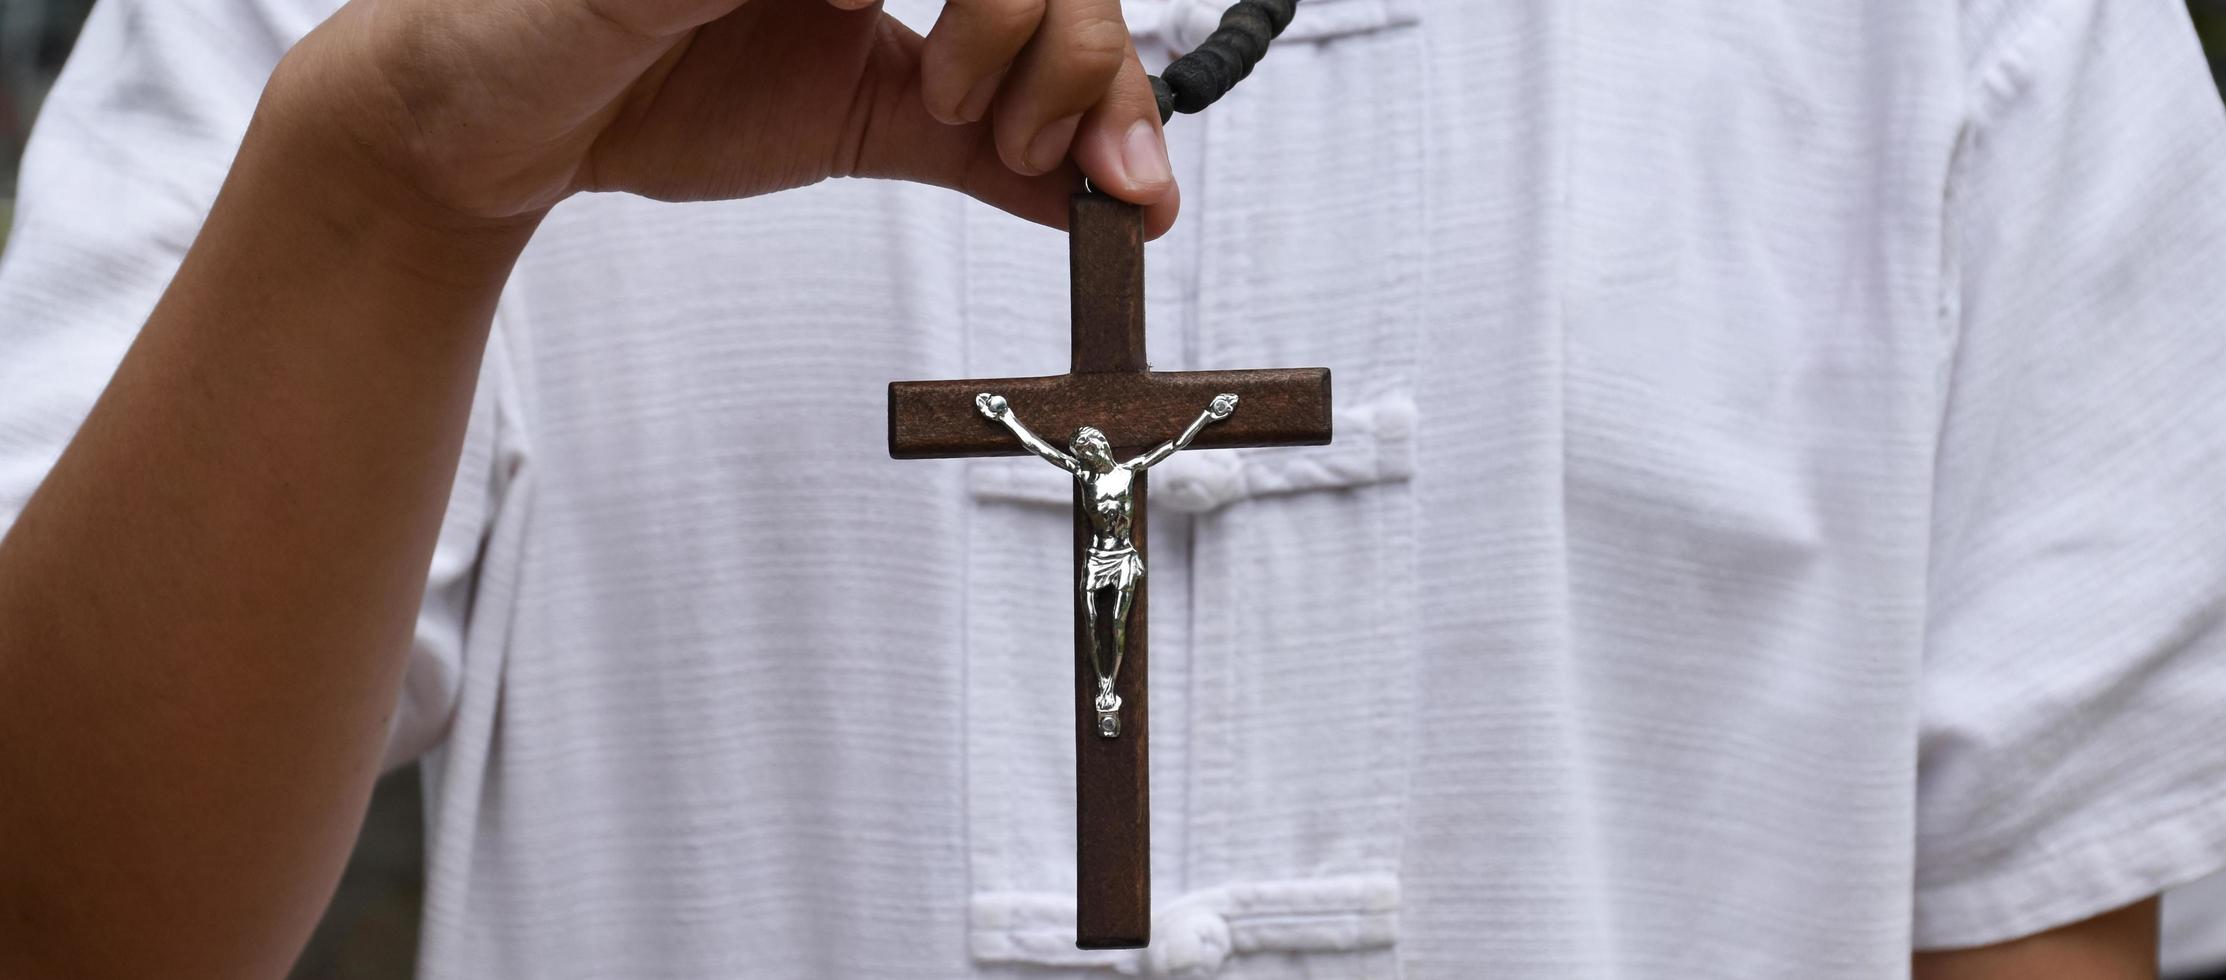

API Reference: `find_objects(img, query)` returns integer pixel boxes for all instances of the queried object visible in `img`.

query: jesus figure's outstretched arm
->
[1128,394,1239,470]
[977,393,1083,475]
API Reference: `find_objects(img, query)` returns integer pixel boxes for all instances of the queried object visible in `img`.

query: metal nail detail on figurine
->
[975,391,1239,738]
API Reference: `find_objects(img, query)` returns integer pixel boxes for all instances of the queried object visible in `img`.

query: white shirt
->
[2167,874,2226,976]
[9,0,2226,976]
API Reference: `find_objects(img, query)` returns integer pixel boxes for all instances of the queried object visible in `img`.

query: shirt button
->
[1144,903,1234,977]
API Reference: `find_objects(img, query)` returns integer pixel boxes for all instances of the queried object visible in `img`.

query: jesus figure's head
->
[1070,427,1115,471]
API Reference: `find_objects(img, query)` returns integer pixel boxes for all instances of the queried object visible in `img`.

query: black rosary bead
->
[1161,58,1225,116]
[1151,75,1177,123]
[1252,0,1298,36]
[1219,6,1274,64]
[1148,0,1300,123]
[1191,39,1245,88]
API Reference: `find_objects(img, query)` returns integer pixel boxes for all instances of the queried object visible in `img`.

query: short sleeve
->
[1916,0,2226,950]
[0,0,492,769]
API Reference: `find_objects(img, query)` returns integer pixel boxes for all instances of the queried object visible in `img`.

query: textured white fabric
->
[9,0,2226,975]
[2166,874,2226,977]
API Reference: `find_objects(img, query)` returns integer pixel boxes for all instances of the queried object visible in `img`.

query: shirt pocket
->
[1168,10,1428,948]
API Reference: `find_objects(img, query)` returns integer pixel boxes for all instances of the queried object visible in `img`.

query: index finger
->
[992,0,1133,176]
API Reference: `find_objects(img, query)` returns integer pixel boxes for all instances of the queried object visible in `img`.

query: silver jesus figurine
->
[975,391,1240,738]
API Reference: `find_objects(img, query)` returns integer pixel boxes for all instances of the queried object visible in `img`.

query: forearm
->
[1174,411,1215,450]
[1913,898,2158,980]
[0,66,537,977]
[1004,417,1069,464]
[1136,412,1216,467]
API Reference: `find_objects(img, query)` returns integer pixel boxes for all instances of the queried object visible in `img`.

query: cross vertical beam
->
[1067,194,1150,948]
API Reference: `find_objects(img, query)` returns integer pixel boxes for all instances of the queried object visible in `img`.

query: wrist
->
[244,30,545,290]
[235,122,542,299]
[168,82,542,361]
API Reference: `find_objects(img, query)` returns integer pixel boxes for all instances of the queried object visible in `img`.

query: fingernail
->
[958,71,1003,124]
[1120,119,1172,189]
[1024,113,1084,175]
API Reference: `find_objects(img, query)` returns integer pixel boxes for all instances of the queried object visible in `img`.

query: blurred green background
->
[2204,0,2226,71]
[5,2,2226,978]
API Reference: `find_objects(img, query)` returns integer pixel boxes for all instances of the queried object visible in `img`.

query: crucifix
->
[887,192,1333,949]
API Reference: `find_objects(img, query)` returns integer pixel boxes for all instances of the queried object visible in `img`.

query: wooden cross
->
[887,193,1333,949]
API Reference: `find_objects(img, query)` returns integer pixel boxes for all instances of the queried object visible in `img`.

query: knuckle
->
[1061,14,1131,82]
[980,0,1048,36]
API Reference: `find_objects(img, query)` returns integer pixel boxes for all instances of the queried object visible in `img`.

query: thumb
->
[839,14,1179,238]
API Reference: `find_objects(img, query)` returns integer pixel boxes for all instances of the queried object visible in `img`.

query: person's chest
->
[469,1,1969,974]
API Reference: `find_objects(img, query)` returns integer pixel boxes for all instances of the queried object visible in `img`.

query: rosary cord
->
[1147,0,1299,122]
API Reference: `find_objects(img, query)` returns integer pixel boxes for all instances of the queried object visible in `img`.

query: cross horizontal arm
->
[888,368,1332,459]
